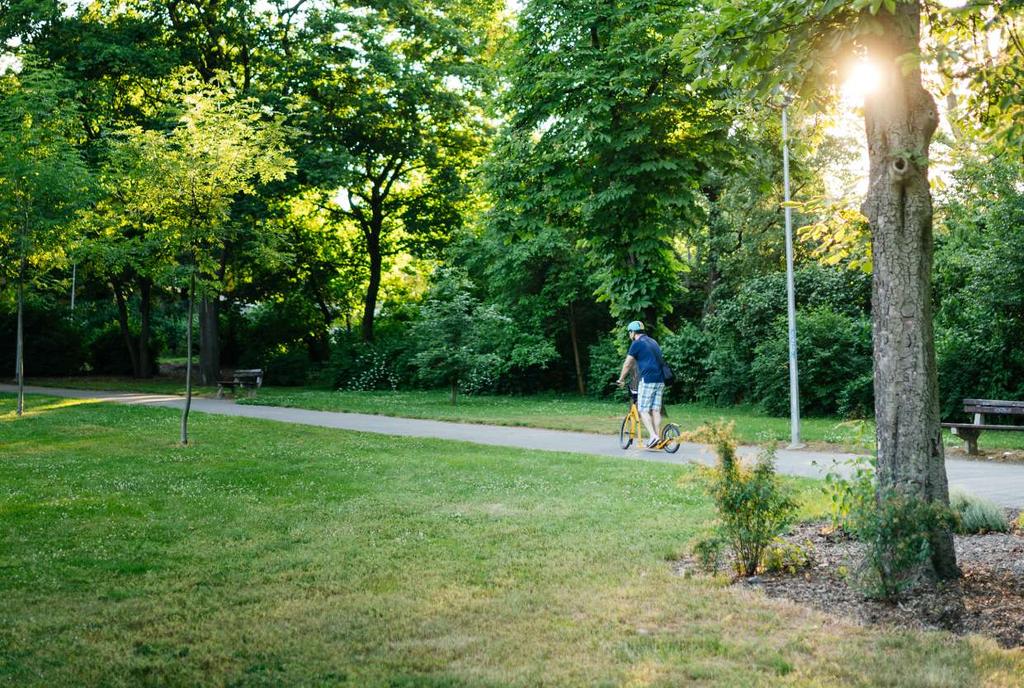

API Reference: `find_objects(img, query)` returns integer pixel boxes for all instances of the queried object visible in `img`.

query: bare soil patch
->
[677,515,1024,648]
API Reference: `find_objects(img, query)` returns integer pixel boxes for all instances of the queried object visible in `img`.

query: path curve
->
[4,384,1023,508]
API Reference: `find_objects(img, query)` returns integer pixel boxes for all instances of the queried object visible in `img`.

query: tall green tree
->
[76,131,171,378]
[673,0,1013,580]
[105,75,292,444]
[0,61,91,415]
[285,0,500,341]
[473,131,607,394]
[495,0,733,323]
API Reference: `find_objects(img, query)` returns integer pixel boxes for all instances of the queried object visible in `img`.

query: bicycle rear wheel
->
[619,416,634,449]
[661,423,681,454]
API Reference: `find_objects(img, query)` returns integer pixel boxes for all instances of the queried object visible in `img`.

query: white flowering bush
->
[346,349,399,391]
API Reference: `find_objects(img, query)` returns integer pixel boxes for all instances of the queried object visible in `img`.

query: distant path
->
[4,384,1024,508]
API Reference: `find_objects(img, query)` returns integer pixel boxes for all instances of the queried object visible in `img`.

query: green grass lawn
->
[2,394,1021,686]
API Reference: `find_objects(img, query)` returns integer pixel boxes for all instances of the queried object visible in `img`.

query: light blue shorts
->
[637,381,664,411]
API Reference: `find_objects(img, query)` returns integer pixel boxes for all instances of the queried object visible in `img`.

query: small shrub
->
[825,458,955,600]
[691,536,726,574]
[851,490,954,600]
[822,455,876,532]
[695,423,798,577]
[347,348,399,391]
[949,488,1009,534]
[761,538,815,575]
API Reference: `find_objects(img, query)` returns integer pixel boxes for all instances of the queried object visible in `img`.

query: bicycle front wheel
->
[661,423,681,454]
[619,415,633,449]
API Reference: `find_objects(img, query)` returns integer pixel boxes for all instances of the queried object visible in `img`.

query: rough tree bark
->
[861,2,958,580]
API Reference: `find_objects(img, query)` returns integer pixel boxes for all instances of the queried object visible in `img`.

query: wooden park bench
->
[216,369,264,399]
[941,398,1024,455]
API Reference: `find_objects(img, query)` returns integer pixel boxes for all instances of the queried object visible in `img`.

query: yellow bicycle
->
[619,389,681,453]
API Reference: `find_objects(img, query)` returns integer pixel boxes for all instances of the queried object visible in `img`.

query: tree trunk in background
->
[861,1,958,580]
[569,302,586,395]
[361,224,383,343]
[198,295,220,384]
[138,277,153,378]
[112,281,141,378]
[15,252,25,416]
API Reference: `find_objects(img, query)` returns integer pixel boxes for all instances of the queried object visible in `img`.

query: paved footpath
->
[5,384,1024,508]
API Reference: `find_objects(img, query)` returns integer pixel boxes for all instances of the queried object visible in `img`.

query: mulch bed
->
[675,514,1024,648]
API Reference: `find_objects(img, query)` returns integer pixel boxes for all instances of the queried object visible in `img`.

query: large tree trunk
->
[361,226,383,343]
[138,278,153,378]
[198,295,220,384]
[198,250,228,385]
[861,2,958,580]
[111,280,141,378]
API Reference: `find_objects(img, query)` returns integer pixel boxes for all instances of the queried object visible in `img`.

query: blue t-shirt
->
[627,335,664,383]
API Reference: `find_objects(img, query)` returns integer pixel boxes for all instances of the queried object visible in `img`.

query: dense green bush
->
[695,423,798,577]
[262,347,312,386]
[660,323,708,402]
[87,324,161,376]
[933,155,1024,417]
[0,307,87,377]
[701,265,871,405]
[935,316,1024,420]
[750,307,873,418]
[409,269,555,401]
[586,333,629,398]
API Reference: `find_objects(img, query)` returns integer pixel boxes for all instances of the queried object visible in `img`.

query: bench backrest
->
[231,369,264,386]
[963,399,1024,415]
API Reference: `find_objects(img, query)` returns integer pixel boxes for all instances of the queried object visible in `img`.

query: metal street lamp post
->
[781,95,803,448]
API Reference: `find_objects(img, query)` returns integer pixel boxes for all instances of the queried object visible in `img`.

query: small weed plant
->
[761,538,815,575]
[691,535,726,574]
[694,423,797,576]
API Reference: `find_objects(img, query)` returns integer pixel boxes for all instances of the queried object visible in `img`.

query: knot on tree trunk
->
[890,155,912,184]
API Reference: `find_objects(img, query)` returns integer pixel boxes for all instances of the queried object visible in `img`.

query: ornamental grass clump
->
[693,423,797,576]
[949,488,1009,534]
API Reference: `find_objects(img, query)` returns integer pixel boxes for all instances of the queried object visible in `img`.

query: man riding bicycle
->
[615,320,666,449]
